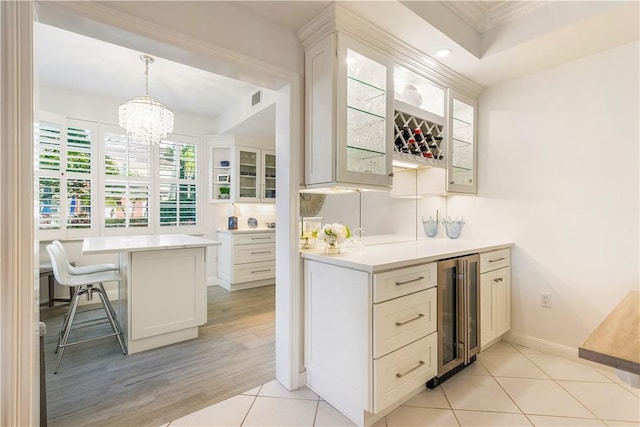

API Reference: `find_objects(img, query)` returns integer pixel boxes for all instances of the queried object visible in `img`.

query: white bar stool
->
[46,243,127,373]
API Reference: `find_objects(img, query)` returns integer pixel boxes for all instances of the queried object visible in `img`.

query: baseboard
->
[502,331,616,373]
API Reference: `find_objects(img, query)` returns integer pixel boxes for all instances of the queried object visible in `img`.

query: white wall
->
[448,41,640,350]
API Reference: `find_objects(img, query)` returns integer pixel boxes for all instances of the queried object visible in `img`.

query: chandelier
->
[118,55,174,145]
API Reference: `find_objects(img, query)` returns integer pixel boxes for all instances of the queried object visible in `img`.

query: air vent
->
[251,90,262,107]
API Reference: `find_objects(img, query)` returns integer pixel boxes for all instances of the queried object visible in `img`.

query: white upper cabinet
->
[208,137,275,203]
[447,90,478,194]
[305,32,394,190]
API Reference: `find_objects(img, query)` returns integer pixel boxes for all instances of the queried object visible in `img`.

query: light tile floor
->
[163,341,640,427]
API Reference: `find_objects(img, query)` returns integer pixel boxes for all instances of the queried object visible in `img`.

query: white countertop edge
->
[301,240,514,273]
[83,234,221,255]
[216,228,276,234]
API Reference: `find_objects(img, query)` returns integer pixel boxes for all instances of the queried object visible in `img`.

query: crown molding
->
[442,1,546,34]
[298,2,483,98]
[488,1,546,28]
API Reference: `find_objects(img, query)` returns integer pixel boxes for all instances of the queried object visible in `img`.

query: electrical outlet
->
[541,292,551,308]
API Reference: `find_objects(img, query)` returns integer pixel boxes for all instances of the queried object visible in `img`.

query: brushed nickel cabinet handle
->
[395,276,424,286]
[396,361,425,378]
[251,269,271,273]
[395,313,425,327]
[250,237,271,240]
[251,251,271,255]
[488,257,505,263]
[493,277,504,282]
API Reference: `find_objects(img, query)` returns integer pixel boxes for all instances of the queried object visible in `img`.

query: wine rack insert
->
[393,110,446,168]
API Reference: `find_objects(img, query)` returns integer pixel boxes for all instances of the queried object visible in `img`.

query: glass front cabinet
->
[209,139,275,203]
[304,31,393,190]
[447,90,478,194]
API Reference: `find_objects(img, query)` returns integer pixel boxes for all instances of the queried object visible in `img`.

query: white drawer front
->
[373,263,436,303]
[234,243,275,264]
[480,248,510,273]
[232,260,275,283]
[373,288,437,359]
[373,333,437,413]
[234,232,275,245]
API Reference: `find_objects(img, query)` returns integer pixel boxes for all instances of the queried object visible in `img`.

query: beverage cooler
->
[428,254,480,388]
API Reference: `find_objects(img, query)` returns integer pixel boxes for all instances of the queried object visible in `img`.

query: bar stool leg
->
[54,288,85,374]
[94,287,127,355]
[48,274,55,308]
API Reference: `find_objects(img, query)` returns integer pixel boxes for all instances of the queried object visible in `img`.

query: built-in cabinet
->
[304,31,394,190]
[447,91,478,194]
[480,248,511,348]
[304,260,438,426]
[300,6,481,195]
[217,229,276,291]
[208,137,276,203]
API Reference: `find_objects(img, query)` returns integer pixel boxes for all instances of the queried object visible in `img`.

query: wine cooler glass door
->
[438,258,464,376]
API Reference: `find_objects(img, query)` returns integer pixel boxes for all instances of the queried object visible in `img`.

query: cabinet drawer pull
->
[396,360,425,378]
[251,251,271,255]
[251,269,271,274]
[395,313,425,327]
[493,277,504,282]
[251,237,271,240]
[395,276,424,286]
[488,257,505,263]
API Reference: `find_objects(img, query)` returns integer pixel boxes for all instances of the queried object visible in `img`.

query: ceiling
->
[37,0,639,130]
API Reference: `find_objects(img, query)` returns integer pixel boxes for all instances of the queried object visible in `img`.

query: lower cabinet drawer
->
[234,243,275,263]
[234,233,275,245]
[232,260,275,283]
[373,332,437,413]
[373,287,437,359]
[480,248,510,273]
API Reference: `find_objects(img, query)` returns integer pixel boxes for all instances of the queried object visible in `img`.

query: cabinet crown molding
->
[297,2,483,99]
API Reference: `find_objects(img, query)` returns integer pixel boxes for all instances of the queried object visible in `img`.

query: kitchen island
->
[301,239,513,426]
[83,234,220,354]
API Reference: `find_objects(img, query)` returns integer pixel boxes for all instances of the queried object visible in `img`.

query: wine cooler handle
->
[395,360,425,378]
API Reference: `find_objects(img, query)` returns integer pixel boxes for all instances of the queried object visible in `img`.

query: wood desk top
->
[579,290,640,374]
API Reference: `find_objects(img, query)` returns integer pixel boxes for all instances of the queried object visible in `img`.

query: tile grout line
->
[239,385,262,427]
[486,345,538,426]
[311,399,320,427]
[519,349,604,423]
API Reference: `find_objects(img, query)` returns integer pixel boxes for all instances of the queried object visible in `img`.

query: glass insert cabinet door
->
[238,148,258,200]
[262,150,276,201]
[447,90,478,194]
[336,34,393,188]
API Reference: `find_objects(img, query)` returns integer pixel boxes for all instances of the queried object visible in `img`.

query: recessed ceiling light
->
[436,48,452,58]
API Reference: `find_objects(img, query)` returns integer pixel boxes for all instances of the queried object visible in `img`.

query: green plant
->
[219,187,230,195]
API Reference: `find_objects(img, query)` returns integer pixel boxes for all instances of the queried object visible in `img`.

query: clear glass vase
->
[325,237,341,254]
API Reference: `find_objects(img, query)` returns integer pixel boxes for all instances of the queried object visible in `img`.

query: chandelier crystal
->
[119,55,174,145]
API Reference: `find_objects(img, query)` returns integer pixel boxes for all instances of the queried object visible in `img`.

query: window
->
[103,129,151,229]
[37,115,96,236]
[36,114,201,238]
[158,137,198,227]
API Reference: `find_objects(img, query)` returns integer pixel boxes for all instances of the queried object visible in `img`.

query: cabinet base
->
[426,355,476,389]
[217,277,275,292]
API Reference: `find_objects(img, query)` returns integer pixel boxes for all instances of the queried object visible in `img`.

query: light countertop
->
[217,228,275,234]
[301,239,514,273]
[83,234,221,255]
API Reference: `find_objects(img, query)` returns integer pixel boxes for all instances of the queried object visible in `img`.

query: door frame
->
[0,2,304,424]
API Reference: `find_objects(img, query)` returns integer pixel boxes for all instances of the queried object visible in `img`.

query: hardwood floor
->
[39,285,275,427]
